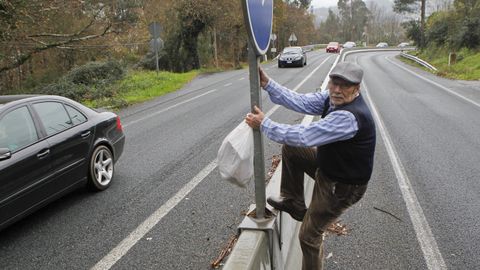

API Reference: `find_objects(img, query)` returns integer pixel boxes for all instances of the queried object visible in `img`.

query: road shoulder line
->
[90,160,219,270]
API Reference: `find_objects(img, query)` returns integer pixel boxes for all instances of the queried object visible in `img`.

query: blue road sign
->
[243,0,273,55]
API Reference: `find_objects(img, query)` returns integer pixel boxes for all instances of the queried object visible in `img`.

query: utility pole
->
[351,0,353,41]
[213,27,218,68]
[420,0,426,48]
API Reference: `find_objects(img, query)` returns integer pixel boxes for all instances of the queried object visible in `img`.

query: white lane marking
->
[93,54,336,270]
[386,56,480,109]
[238,77,245,81]
[91,160,219,270]
[265,55,335,118]
[361,82,448,270]
[224,83,233,87]
[124,89,218,128]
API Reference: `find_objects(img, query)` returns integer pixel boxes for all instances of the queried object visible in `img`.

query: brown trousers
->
[280,145,367,270]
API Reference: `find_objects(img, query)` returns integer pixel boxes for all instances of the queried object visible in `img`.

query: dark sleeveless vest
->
[317,95,376,185]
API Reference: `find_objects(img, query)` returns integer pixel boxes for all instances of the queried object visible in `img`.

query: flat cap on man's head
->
[329,62,363,84]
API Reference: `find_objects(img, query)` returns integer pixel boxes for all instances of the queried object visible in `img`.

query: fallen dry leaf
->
[210,235,239,269]
[266,154,281,183]
[326,221,349,236]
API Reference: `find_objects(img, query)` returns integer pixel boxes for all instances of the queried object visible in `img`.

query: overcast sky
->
[310,0,339,8]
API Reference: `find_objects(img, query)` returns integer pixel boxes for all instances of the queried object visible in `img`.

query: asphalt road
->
[324,51,480,270]
[1,49,479,270]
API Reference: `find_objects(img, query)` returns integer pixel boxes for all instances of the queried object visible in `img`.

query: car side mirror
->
[0,148,11,161]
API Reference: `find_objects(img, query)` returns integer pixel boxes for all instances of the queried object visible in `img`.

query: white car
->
[376,42,388,48]
[343,41,356,48]
[397,42,409,48]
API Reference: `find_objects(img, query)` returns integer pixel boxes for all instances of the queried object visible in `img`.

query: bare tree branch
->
[0,23,112,74]
[27,5,105,39]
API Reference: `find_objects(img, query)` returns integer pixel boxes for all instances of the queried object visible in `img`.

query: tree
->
[0,0,142,91]
[394,0,427,47]
[425,11,450,46]
[286,0,312,9]
[366,1,406,45]
[210,0,245,69]
[157,0,215,72]
[317,9,341,43]
[402,19,423,46]
[0,1,142,74]
[337,0,369,42]
[275,0,316,49]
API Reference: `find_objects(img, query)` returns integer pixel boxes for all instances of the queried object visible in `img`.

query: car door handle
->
[37,149,50,159]
[81,131,91,138]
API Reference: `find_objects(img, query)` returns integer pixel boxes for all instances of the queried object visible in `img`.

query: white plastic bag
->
[217,122,254,187]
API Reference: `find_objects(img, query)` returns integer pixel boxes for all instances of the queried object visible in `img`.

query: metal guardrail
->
[340,47,415,61]
[339,47,437,72]
[399,52,438,71]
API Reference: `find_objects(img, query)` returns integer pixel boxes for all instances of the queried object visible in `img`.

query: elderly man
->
[245,62,376,270]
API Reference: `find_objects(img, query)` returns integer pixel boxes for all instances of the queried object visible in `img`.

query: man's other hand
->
[245,105,265,129]
[259,67,269,89]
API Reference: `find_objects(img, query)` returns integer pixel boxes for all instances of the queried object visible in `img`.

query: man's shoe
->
[267,196,307,221]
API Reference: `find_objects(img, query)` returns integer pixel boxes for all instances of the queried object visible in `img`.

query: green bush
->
[33,61,125,102]
[66,61,125,85]
[85,80,117,100]
[426,12,450,46]
[454,17,480,50]
[402,20,423,47]
[37,79,89,100]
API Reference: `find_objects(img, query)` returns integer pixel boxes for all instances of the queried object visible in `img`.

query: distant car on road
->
[326,42,340,53]
[343,41,356,48]
[376,42,389,48]
[0,95,125,230]
[278,46,307,68]
[397,42,410,48]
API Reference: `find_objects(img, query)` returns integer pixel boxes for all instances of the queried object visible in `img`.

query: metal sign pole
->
[247,40,266,219]
[242,0,272,219]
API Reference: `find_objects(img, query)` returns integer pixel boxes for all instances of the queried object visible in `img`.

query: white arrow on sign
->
[288,33,297,42]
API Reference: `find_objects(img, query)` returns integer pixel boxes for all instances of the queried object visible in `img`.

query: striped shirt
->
[260,79,359,147]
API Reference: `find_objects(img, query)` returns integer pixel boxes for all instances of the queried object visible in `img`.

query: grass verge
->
[83,70,198,109]
[404,48,480,80]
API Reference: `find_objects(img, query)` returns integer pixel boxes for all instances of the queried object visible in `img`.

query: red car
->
[326,42,340,53]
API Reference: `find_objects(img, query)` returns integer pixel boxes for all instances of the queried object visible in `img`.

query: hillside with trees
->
[1,0,477,99]
[0,0,317,96]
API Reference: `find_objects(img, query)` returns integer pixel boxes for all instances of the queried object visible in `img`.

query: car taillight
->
[116,116,123,131]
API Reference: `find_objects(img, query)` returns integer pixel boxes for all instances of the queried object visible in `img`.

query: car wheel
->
[88,145,114,191]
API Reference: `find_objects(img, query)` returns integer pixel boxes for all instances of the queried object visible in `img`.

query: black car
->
[0,95,125,230]
[278,46,307,68]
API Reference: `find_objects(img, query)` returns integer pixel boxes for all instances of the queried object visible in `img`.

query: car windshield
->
[328,42,338,46]
[282,48,301,54]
